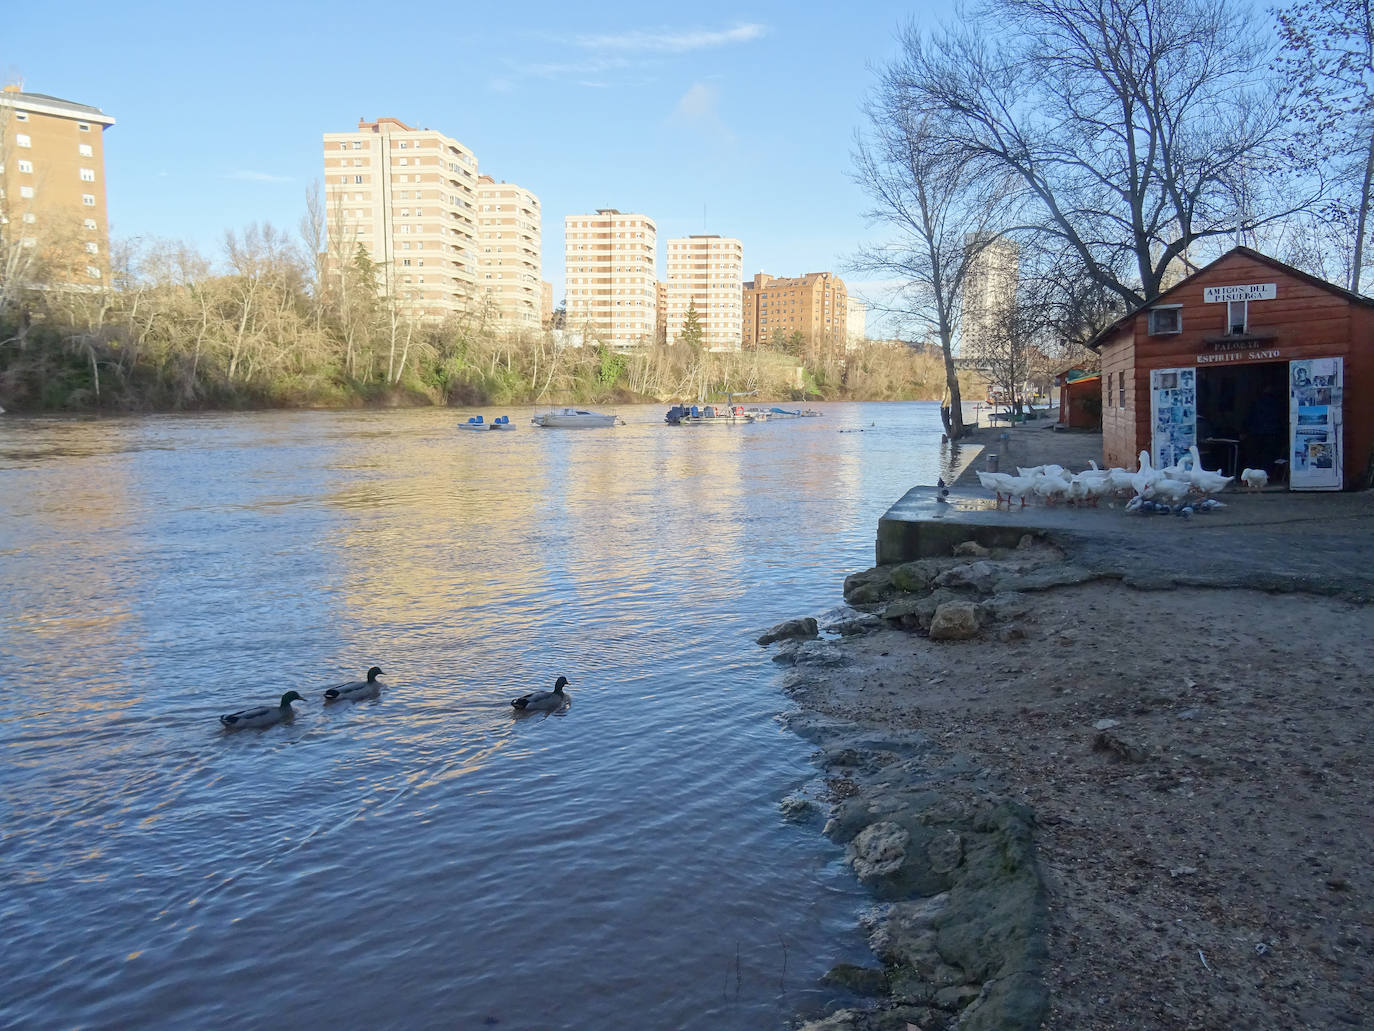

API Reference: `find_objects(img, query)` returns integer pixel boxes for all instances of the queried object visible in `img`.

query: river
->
[0,401,960,1030]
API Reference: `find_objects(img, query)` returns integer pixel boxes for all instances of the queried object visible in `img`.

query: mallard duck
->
[511,675,569,711]
[323,666,385,702]
[220,691,305,730]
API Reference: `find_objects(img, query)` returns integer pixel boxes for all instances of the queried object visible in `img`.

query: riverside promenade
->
[878,421,1374,601]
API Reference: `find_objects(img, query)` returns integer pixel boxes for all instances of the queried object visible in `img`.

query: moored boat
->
[664,403,753,425]
[531,408,623,428]
[459,415,517,431]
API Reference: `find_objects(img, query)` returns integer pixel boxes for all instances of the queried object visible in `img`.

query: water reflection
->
[0,404,951,1031]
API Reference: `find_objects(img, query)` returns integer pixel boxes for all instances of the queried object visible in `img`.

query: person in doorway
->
[1244,384,1286,474]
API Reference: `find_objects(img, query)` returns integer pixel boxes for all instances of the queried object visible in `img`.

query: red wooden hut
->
[1087,247,1374,490]
[1055,368,1102,429]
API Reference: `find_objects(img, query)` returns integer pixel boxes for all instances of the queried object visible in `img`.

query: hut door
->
[1288,358,1343,491]
[1149,367,1197,471]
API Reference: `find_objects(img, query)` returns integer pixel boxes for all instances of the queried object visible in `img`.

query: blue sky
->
[6,1,955,335]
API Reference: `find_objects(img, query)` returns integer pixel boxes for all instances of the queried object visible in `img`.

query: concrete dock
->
[877,423,1374,600]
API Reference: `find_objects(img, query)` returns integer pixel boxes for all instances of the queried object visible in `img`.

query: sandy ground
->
[798,576,1373,1029]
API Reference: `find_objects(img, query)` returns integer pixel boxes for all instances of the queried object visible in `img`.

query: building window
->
[1147,306,1181,335]
[20,185,34,199]
[84,218,97,230]
[352,141,362,150]
[16,134,31,148]
[78,122,91,132]
[18,160,32,173]
[87,266,101,278]
[86,241,99,254]
[1119,375,1127,408]
[80,168,96,182]
[82,194,95,206]
[15,111,28,121]
[79,143,93,157]
[1227,300,1248,335]
[339,142,348,150]
[1107,372,1115,407]
[354,175,363,184]
[22,212,35,223]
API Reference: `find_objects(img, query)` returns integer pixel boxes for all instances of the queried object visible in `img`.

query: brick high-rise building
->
[0,86,115,285]
[665,235,743,351]
[322,117,480,318]
[564,209,656,348]
[742,271,848,355]
[476,175,542,330]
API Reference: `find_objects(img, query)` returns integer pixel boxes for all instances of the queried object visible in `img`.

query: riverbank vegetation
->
[0,228,956,413]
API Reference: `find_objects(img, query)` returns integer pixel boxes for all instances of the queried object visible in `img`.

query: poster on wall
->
[1150,367,1196,470]
[1288,357,1343,490]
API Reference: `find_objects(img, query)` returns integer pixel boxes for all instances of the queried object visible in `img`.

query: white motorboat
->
[531,407,623,428]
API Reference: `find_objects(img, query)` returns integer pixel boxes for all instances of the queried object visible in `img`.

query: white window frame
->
[16,133,31,148]
[19,185,34,199]
[82,194,96,206]
[1227,299,1248,335]
[18,159,32,173]
[79,143,93,157]
[80,168,96,182]
[1147,305,1182,335]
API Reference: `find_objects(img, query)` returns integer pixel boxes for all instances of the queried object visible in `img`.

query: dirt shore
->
[782,427,1373,1030]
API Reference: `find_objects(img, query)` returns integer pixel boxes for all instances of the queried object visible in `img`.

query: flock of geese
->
[975,443,1257,515]
[218,668,572,730]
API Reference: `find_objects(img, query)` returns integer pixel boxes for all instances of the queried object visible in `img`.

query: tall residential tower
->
[476,175,542,330]
[0,86,115,284]
[665,235,743,351]
[322,117,481,318]
[564,209,657,348]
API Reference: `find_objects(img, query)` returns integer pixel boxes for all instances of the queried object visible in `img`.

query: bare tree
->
[887,0,1303,308]
[1277,0,1374,292]
[853,62,1014,438]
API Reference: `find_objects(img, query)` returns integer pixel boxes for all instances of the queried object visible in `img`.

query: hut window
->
[1148,306,1182,335]
[1119,375,1127,407]
[1107,372,1115,407]
[1227,300,1248,335]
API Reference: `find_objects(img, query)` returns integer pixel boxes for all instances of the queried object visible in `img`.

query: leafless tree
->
[885,0,1305,308]
[853,63,1015,438]
[1276,0,1374,292]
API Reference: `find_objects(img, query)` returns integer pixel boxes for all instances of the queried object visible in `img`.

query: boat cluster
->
[976,444,1241,512]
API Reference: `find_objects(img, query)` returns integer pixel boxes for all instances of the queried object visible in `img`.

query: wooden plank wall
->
[1102,253,1371,483]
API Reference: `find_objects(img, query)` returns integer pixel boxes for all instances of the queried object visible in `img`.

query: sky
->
[6,1,959,337]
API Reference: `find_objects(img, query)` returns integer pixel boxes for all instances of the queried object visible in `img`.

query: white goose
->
[1185,445,1233,495]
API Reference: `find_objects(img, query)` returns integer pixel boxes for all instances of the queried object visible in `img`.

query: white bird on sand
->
[511,675,570,712]
[1240,468,1269,491]
[324,666,386,702]
[220,691,306,730]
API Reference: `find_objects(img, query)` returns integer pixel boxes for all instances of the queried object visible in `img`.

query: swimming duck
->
[220,691,306,730]
[323,666,385,702]
[511,675,570,711]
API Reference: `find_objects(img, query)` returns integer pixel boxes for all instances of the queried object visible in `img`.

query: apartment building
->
[322,117,480,318]
[847,299,868,349]
[475,175,542,330]
[742,271,849,355]
[564,209,657,348]
[0,86,115,284]
[961,234,1018,355]
[665,235,743,351]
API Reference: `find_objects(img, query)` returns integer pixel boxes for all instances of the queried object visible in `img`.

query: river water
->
[0,401,958,1030]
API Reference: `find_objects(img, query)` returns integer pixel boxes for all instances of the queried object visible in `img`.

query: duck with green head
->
[323,666,385,702]
[220,691,306,730]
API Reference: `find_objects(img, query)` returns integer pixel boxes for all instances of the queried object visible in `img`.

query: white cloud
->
[669,82,735,145]
[226,170,293,183]
[574,23,767,53]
